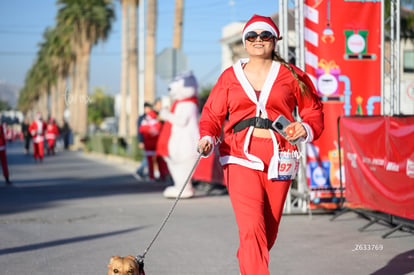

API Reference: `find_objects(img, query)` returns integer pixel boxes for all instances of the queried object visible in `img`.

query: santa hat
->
[242,14,280,48]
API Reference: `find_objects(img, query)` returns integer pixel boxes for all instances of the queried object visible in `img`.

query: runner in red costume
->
[46,118,60,155]
[198,15,324,275]
[29,113,47,162]
[0,120,11,185]
[138,107,163,180]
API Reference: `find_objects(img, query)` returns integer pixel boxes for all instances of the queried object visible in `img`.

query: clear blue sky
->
[0,0,280,96]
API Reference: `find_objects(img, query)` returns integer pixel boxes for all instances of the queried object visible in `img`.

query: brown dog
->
[107,255,145,275]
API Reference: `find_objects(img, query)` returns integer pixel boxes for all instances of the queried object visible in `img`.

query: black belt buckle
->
[255,117,267,129]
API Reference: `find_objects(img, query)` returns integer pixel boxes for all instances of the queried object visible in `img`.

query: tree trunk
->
[72,23,92,138]
[50,84,57,120]
[173,0,183,49]
[76,43,91,137]
[118,0,129,137]
[34,99,40,117]
[41,91,48,120]
[128,0,139,139]
[68,60,78,133]
[56,72,67,127]
[145,0,157,103]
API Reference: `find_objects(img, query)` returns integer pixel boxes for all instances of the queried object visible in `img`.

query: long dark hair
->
[272,50,311,98]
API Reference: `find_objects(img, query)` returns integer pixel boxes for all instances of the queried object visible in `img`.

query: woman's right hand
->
[197,138,213,156]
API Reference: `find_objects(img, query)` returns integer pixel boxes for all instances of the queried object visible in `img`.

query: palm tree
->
[57,0,115,137]
[31,32,58,119]
[145,0,157,104]
[18,65,43,115]
[118,0,129,137]
[52,25,73,127]
[37,28,56,119]
[41,26,73,126]
[17,85,37,114]
[173,0,183,50]
[171,0,183,79]
[127,0,139,139]
[67,51,79,133]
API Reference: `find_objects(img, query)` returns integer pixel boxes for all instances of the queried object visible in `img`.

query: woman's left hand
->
[285,122,307,142]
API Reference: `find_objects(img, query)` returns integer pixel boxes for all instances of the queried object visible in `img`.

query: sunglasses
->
[245,31,274,42]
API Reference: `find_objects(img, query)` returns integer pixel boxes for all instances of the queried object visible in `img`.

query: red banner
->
[342,116,414,220]
[304,0,382,209]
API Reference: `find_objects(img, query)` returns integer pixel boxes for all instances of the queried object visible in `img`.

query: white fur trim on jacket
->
[230,59,284,180]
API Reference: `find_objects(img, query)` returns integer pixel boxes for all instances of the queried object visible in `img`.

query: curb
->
[81,151,142,170]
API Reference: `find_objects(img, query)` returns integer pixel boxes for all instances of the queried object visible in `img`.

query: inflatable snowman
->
[156,72,200,199]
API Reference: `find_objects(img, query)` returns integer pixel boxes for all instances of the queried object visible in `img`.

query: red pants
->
[47,139,56,154]
[146,155,169,180]
[223,137,291,275]
[33,142,44,160]
[0,150,9,178]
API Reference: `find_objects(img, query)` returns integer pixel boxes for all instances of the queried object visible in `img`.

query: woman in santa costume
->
[29,113,47,162]
[46,117,60,155]
[198,15,324,275]
[0,120,11,185]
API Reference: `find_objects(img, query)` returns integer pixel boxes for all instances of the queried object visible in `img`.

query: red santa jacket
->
[138,110,161,153]
[29,119,47,143]
[199,59,324,179]
[46,122,60,141]
[0,124,6,151]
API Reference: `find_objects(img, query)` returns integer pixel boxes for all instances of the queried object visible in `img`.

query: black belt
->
[233,117,274,133]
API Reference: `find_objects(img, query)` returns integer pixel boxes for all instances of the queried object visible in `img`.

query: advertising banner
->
[342,116,414,220]
[304,0,382,209]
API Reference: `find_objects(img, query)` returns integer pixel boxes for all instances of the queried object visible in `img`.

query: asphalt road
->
[0,141,413,275]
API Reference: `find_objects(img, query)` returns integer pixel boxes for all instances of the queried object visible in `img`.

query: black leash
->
[135,151,203,266]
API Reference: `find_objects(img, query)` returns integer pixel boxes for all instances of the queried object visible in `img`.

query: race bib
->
[273,152,300,181]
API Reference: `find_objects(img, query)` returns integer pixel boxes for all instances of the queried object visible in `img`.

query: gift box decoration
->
[316,59,341,97]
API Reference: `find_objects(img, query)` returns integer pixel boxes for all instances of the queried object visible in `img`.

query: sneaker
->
[163,186,194,199]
